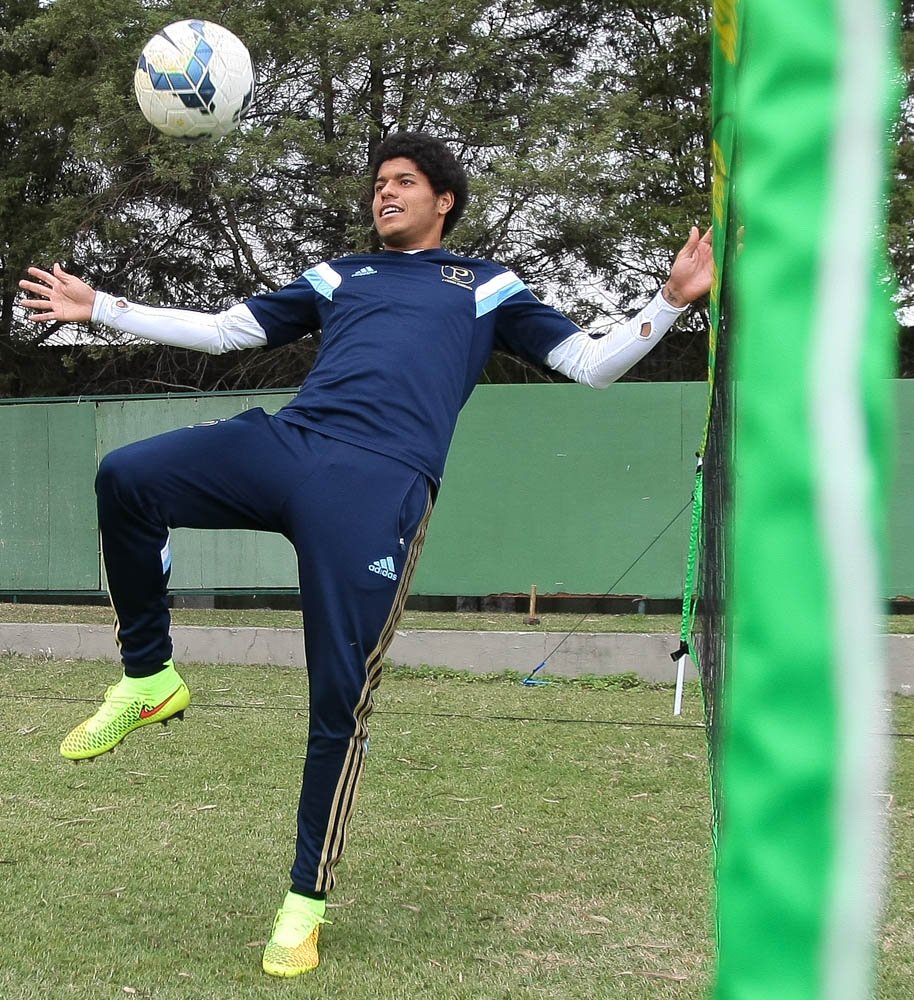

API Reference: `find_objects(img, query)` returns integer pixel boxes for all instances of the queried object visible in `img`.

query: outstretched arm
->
[546,226,713,388]
[19,264,96,323]
[19,263,268,355]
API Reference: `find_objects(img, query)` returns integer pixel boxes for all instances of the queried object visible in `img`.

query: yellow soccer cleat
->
[60,662,190,761]
[262,891,329,977]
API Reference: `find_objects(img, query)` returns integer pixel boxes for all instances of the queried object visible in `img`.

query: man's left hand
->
[662,226,713,308]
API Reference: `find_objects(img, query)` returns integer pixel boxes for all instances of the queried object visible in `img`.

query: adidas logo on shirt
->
[369,556,398,580]
[352,266,378,277]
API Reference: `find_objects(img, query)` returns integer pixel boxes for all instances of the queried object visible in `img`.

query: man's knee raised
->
[96,444,148,505]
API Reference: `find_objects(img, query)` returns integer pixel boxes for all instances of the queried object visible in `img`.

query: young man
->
[19,132,712,977]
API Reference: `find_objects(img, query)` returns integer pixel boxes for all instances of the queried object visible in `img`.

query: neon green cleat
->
[262,891,329,978]
[60,661,190,761]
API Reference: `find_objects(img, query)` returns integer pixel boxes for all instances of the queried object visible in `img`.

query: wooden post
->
[524,584,540,625]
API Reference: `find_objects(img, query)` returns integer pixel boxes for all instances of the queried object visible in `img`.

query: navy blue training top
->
[244,248,580,483]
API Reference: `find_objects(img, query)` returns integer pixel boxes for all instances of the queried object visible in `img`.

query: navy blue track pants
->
[95,408,434,893]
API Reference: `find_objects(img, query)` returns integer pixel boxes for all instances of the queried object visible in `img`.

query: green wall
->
[413,383,705,596]
[94,394,299,591]
[8,380,911,599]
[891,380,914,599]
[0,401,99,589]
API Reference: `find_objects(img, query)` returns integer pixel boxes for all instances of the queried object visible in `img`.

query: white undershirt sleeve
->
[90,291,270,355]
[544,289,688,388]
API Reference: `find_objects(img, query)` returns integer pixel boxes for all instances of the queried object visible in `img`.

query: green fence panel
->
[414,382,706,596]
[0,401,98,589]
[889,379,914,600]
[3,380,861,598]
[80,383,701,597]
[94,393,297,591]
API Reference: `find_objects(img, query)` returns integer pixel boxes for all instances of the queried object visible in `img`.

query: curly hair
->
[369,132,468,237]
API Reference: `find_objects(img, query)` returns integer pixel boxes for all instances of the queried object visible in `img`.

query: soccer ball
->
[134,20,255,141]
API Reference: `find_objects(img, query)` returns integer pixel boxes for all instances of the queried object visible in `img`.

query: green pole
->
[715,1,900,998]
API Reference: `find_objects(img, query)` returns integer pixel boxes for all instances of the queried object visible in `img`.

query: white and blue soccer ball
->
[134,20,255,141]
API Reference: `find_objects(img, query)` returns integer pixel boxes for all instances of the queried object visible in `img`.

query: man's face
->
[372,157,454,250]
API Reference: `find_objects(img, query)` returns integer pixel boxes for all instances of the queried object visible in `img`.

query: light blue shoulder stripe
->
[474,271,526,318]
[302,262,343,301]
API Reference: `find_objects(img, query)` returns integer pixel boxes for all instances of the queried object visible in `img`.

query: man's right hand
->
[19,263,96,324]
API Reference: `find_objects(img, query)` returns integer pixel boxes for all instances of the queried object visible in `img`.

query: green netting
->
[677,0,742,848]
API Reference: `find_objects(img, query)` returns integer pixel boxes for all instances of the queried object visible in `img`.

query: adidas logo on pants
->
[368,557,398,580]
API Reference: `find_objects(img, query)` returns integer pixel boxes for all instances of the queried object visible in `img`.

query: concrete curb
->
[0,622,691,681]
[3,622,914,693]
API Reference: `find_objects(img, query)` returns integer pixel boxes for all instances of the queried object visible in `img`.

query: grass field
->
[5,601,914,634]
[0,602,683,634]
[3,655,914,999]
